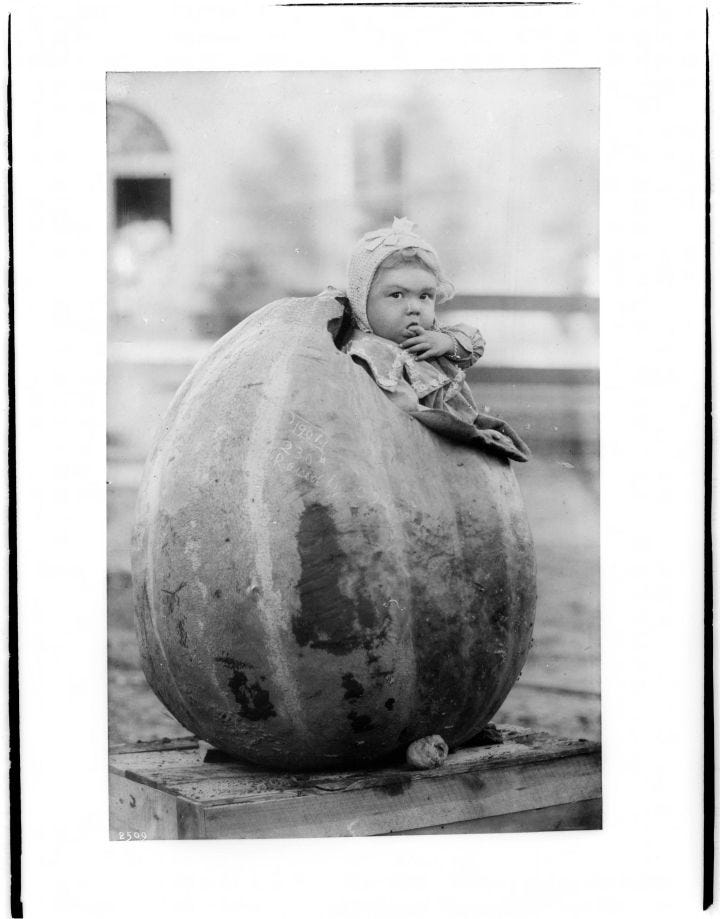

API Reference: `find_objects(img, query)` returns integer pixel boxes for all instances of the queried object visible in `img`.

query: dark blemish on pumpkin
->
[293,503,387,655]
[341,673,364,701]
[384,697,395,710]
[176,617,188,648]
[494,599,510,628]
[376,775,412,797]
[215,656,250,669]
[366,652,380,665]
[214,589,222,599]
[350,506,359,517]
[347,711,374,733]
[225,538,231,542]
[363,620,390,654]
[372,668,394,679]
[129,794,136,808]
[161,581,186,616]
[214,657,276,720]
[228,671,277,721]
[357,597,376,630]
[409,574,483,725]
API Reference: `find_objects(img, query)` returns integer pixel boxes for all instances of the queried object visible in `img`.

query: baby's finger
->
[401,336,426,349]
[417,345,443,360]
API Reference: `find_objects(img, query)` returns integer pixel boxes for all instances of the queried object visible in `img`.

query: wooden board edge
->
[107,738,602,804]
[109,736,198,756]
[199,752,602,839]
[382,797,603,836]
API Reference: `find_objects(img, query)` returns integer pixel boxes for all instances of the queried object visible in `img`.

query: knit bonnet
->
[346,217,454,331]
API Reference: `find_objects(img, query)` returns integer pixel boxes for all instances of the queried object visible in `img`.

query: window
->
[114,177,171,230]
[107,102,170,156]
[107,102,173,233]
[353,118,404,226]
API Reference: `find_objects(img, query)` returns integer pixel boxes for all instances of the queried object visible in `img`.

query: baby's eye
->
[420,292,435,300]
[388,291,403,299]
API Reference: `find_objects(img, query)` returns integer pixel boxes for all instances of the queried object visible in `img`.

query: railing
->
[107,293,600,466]
[444,294,599,314]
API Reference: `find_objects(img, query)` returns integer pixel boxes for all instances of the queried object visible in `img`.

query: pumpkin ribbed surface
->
[131,293,536,769]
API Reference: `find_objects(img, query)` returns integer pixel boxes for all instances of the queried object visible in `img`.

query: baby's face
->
[366,264,437,345]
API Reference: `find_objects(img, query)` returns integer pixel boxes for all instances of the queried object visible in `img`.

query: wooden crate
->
[108,725,601,840]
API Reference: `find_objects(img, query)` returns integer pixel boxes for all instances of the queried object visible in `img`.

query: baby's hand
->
[400,326,453,361]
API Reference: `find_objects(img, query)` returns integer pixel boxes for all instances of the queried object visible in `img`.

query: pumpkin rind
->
[131,293,537,769]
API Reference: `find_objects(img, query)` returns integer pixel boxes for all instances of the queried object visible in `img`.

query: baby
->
[342,217,530,462]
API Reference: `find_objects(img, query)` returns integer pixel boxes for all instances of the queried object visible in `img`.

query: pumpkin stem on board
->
[406,735,449,770]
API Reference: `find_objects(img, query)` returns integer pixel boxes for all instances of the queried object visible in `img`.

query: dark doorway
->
[114,177,171,230]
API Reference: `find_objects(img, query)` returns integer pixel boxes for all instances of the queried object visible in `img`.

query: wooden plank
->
[110,733,599,807]
[385,798,602,835]
[109,772,181,840]
[155,740,598,806]
[109,749,207,775]
[126,770,305,803]
[176,798,207,840]
[201,751,601,838]
[109,736,198,756]
[107,726,602,838]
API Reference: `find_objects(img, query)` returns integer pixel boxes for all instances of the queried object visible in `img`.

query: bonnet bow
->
[361,217,434,254]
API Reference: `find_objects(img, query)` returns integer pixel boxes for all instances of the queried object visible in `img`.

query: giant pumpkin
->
[131,290,536,770]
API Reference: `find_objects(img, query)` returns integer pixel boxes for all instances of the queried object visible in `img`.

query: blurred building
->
[107,70,598,328]
[107,69,599,572]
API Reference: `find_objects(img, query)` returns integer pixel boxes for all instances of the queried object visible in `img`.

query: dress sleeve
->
[437,322,485,369]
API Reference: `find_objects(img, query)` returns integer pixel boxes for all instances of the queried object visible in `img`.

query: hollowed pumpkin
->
[131,291,536,770]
